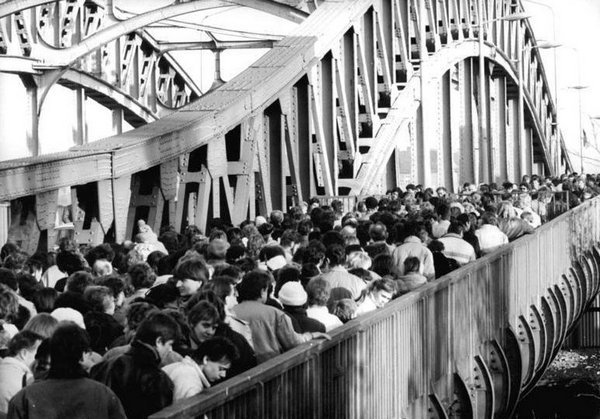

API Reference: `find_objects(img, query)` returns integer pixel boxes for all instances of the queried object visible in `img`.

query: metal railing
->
[151,197,600,418]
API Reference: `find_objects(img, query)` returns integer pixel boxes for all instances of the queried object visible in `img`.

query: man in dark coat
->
[8,323,126,419]
[91,312,178,419]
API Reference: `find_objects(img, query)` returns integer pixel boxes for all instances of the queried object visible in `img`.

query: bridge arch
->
[0,0,572,248]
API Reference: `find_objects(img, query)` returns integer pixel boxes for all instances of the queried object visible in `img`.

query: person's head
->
[481,212,498,226]
[85,244,115,267]
[297,219,313,236]
[306,277,331,307]
[0,268,18,291]
[447,222,465,236]
[372,254,395,277]
[125,302,159,335]
[23,313,59,339]
[428,240,444,253]
[274,264,301,297]
[365,196,379,211]
[32,287,59,313]
[325,244,346,267]
[193,336,239,382]
[521,211,535,226]
[331,299,357,323]
[347,251,372,270]
[368,223,388,242]
[213,264,243,282]
[226,245,246,264]
[368,279,395,308]
[279,229,300,250]
[2,251,28,272]
[48,323,91,378]
[135,312,180,360]
[83,286,115,315]
[99,275,126,308]
[7,330,43,369]
[187,301,221,343]
[56,251,87,276]
[278,281,308,307]
[92,259,113,277]
[403,257,421,274]
[0,242,19,263]
[206,239,230,261]
[145,283,180,309]
[172,257,209,297]
[237,270,272,303]
[0,283,19,321]
[497,201,516,219]
[66,271,94,294]
[203,276,237,311]
[128,262,156,291]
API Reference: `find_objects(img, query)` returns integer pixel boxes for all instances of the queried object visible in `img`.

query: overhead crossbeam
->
[27,0,306,68]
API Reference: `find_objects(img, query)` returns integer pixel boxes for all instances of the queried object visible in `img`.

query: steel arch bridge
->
[0,1,590,417]
[0,0,571,251]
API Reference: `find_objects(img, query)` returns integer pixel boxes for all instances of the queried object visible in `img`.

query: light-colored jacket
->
[162,356,210,401]
[306,306,343,332]
[0,357,32,414]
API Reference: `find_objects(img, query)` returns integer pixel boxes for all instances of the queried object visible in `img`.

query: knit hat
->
[278,282,308,306]
[51,307,86,329]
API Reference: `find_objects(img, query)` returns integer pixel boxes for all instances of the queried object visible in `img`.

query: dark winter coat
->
[283,306,326,334]
[90,340,173,419]
[8,375,126,419]
[84,311,124,355]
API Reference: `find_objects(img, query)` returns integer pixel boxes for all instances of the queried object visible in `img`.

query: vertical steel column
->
[477,0,489,183]
[419,0,431,186]
[517,22,526,180]
[75,87,87,145]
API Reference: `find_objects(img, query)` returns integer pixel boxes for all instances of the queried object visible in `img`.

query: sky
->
[524,0,600,172]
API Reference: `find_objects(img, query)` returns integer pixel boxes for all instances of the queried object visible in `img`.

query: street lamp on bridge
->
[568,83,589,174]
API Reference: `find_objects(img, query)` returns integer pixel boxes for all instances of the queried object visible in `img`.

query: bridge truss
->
[0,0,572,250]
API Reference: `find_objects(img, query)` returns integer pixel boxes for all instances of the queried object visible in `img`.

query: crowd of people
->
[0,172,596,418]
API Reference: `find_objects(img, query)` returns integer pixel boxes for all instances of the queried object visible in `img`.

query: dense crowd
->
[0,172,597,418]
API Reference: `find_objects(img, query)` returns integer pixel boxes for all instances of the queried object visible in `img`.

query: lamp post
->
[524,1,558,107]
[562,45,586,173]
[568,84,588,173]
